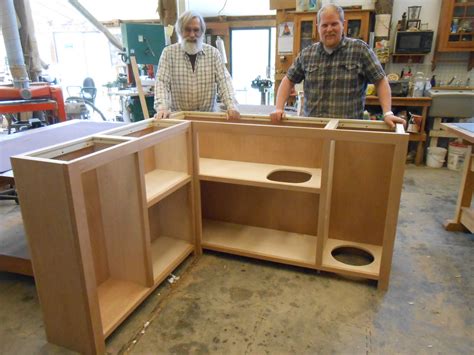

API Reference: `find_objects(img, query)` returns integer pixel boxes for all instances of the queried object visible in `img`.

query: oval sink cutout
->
[267,170,312,183]
[331,246,374,266]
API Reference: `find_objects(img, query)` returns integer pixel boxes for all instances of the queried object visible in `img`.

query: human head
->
[317,4,345,49]
[176,10,206,41]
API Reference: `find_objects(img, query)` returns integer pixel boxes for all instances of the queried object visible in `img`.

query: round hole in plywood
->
[331,246,374,266]
[266,170,311,183]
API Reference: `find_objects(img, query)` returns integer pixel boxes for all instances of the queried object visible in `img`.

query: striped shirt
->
[154,43,236,112]
[287,37,385,119]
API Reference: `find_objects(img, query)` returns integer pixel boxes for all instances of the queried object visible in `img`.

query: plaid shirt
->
[287,37,385,119]
[154,43,236,112]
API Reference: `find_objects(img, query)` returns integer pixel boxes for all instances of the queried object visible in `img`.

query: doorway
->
[230,27,276,105]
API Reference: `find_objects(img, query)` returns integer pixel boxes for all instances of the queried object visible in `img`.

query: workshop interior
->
[0,1,473,354]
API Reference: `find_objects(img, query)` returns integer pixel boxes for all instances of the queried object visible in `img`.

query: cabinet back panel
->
[148,184,193,243]
[147,132,189,173]
[95,153,149,285]
[329,141,394,246]
[81,169,110,285]
[198,132,323,168]
[201,181,319,236]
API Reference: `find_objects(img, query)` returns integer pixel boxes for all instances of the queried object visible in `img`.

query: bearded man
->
[271,4,405,129]
[154,11,240,119]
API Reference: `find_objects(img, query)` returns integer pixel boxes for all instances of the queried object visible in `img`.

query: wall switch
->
[138,35,143,42]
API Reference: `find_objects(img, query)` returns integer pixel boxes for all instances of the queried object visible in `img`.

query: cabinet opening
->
[331,246,374,266]
[266,169,312,183]
[35,137,121,161]
[201,181,319,235]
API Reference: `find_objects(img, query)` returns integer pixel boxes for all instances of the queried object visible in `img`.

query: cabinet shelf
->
[321,238,382,279]
[151,236,194,283]
[202,219,317,268]
[199,158,321,193]
[97,278,150,337]
[145,169,191,207]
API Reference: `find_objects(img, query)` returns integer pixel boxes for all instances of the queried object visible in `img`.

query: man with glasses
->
[154,10,240,119]
[271,4,405,128]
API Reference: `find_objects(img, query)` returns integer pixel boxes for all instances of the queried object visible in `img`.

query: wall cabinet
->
[292,9,372,58]
[433,0,474,70]
[12,113,407,354]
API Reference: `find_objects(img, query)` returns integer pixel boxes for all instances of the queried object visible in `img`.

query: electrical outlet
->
[138,35,143,42]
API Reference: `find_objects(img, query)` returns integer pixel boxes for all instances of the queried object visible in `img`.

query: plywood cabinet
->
[12,120,197,354]
[12,113,408,354]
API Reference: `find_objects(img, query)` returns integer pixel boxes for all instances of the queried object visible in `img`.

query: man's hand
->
[270,109,285,123]
[227,109,240,120]
[154,109,170,119]
[384,114,406,129]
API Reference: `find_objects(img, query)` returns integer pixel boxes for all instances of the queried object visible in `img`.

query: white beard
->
[181,38,203,55]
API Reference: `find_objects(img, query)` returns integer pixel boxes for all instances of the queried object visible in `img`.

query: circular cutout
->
[331,246,374,266]
[266,170,312,183]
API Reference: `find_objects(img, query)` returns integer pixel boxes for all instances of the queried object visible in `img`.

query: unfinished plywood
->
[192,118,408,291]
[12,113,407,353]
[12,120,196,354]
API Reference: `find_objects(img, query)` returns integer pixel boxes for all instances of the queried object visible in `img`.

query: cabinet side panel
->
[329,141,394,246]
[153,132,189,172]
[97,154,149,285]
[198,131,323,168]
[201,181,319,235]
[82,169,110,285]
[148,184,193,242]
[11,158,102,354]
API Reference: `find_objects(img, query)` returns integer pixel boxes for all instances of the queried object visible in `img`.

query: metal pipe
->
[68,0,123,50]
[1,0,31,98]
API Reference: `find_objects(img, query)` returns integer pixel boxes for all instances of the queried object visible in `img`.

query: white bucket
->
[447,142,468,171]
[426,147,447,168]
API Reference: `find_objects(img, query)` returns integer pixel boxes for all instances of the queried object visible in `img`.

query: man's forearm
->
[275,76,294,110]
[374,76,392,113]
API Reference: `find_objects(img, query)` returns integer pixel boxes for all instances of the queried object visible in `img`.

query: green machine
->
[121,23,166,65]
[121,23,166,121]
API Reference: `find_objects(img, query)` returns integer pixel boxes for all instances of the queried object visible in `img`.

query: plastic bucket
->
[426,147,447,168]
[447,142,468,171]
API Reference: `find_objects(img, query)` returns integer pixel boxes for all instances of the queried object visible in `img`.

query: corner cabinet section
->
[11,120,197,354]
[11,114,408,354]
[190,118,407,291]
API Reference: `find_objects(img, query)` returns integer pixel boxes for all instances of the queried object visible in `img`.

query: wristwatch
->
[383,111,394,117]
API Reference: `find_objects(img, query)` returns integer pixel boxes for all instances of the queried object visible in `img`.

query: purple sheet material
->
[0,120,123,173]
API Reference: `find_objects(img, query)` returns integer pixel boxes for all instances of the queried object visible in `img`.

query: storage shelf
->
[199,158,321,193]
[202,219,317,268]
[151,236,194,283]
[321,238,382,279]
[97,278,149,337]
[145,170,191,207]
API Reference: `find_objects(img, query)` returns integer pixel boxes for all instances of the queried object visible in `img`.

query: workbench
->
[365,96,432,165]
[0,120,123,276]
[441,123,474,233]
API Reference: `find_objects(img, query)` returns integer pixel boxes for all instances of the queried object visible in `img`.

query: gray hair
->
[175,10,206,38]
[317,4,344,23]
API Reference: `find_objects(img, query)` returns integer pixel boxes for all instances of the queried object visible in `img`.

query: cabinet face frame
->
[12,113,407,354]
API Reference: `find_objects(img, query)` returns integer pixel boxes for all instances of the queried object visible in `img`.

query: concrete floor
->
[0,165,473,354]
